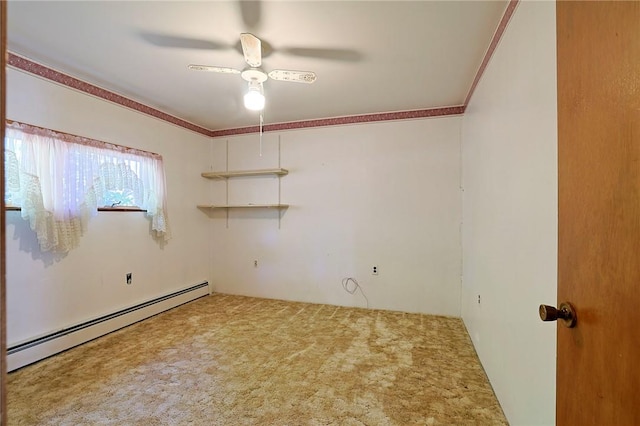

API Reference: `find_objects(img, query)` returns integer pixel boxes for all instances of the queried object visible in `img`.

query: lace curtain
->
[5,121,170,252]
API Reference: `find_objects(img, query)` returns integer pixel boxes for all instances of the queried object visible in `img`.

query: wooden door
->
[557,2,640,424]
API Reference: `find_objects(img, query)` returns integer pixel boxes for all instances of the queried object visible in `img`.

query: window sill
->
[98,207,147,212]
[5,206,147,212]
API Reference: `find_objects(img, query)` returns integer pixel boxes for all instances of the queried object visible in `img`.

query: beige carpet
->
[8,294,508,425]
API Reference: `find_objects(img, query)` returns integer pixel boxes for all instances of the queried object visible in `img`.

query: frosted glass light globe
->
[244,89,265,111]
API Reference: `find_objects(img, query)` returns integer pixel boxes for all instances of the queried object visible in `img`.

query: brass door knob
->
[539,302,577,328]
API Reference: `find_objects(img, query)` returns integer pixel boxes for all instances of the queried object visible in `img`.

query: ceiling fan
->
[188,33,317,111]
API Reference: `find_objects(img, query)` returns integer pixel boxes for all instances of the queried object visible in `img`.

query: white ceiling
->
[7,1,508,132]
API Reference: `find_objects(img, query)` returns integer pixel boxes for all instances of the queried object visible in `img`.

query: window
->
[97,160,144,208]
[4,120,170,252]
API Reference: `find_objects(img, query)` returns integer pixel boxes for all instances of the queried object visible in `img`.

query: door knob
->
[539,302,577,328]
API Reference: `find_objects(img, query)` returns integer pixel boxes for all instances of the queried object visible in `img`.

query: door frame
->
[1,0,8,423]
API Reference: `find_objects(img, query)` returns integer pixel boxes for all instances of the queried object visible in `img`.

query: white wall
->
[6,69,211,346]
[461,2,557,425]
[208,117,462,316]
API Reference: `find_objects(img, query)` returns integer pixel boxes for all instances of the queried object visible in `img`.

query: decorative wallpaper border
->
[7,1,517,137]
[464,0,520,106]
[7,53,212,137]
[209,106,466,138]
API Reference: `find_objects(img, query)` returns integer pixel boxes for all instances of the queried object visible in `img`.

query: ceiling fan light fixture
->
[187,33,317,112]
[244,82,265,111]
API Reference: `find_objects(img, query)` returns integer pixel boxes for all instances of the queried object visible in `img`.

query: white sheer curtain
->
[5,121,170,252]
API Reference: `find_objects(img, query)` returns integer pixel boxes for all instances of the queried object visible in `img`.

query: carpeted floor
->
[8,294,508,425]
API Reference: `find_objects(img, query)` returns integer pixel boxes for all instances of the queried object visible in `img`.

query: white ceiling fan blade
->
[240,33,262,67]
[188,64,241,74]
[268,69,317,84]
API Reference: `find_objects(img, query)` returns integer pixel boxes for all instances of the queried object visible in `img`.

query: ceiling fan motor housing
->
[241,68,268,83]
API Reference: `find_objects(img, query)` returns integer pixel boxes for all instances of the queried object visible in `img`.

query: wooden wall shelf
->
[200,139,288,227]
[201,168,288,179]
[197,204,289,210]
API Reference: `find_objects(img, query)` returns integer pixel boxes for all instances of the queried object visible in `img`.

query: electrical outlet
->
[372,266,378,275]
[126,273,132,285]
[254,260,258,268]
[478,294,481,305]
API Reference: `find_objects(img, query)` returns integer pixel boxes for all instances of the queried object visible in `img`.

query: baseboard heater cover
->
[7,281,209,371]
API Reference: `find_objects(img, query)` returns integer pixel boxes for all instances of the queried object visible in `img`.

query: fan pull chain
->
[259,112,264,157]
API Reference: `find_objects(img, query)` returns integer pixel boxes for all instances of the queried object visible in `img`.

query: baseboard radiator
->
[7,281,210,372]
